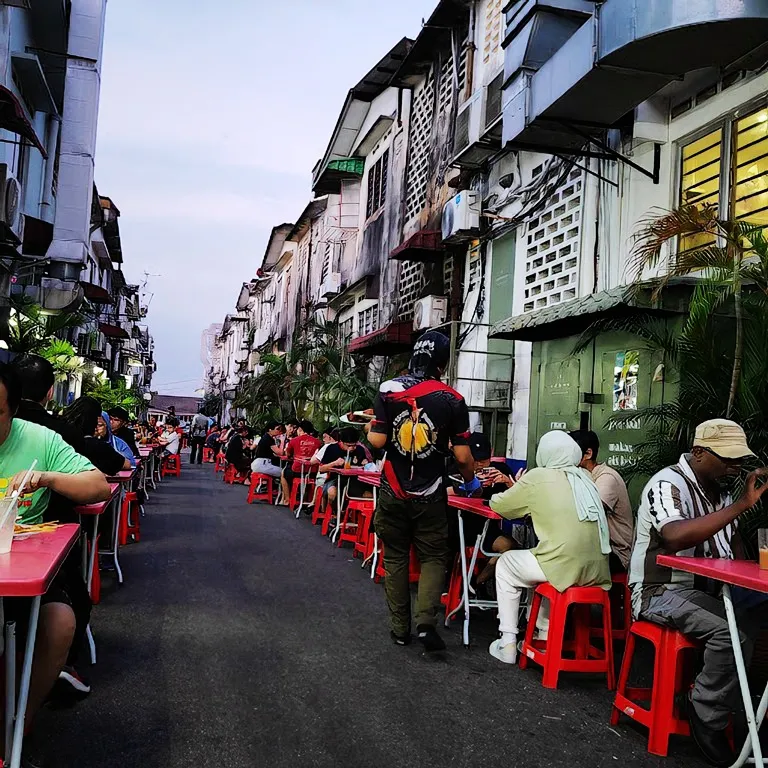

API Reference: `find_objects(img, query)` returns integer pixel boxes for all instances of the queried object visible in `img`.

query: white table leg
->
[108,490,124,585]
[331,477,347,543]
[722,584,765,768]
[86,624,97,665]
[295,464,306,520]
[370,534,379,580]
[9,596,41,768]
[4,619,15,765]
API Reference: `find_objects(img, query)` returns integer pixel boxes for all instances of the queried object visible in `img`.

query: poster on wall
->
[613,351,639,412]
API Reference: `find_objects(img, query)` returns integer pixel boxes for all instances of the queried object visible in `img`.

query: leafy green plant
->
[84,378,143,416]
[2,297,88,355]
[233,316,377,428]
[576,206,768,553]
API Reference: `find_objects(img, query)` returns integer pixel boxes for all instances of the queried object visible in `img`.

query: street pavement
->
[39,459,705,767]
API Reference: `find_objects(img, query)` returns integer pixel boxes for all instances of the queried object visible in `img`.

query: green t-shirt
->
[0,419,95,525]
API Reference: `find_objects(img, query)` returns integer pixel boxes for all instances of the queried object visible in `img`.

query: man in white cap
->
[629,419,768,767]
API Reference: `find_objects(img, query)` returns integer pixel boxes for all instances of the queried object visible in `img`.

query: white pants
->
[496,549,549,636]
[251,458,282,478]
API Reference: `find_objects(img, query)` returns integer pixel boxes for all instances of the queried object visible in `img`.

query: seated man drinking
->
[0,363,111,743]
[630,419,768,767]
[318,426,370,507]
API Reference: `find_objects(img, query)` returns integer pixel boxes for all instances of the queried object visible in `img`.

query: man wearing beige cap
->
[629,419,768,766]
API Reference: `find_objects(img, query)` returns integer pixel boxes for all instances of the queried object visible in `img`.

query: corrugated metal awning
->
[489,284,688,342]
[348,321,413,355]
[390,230,444,262]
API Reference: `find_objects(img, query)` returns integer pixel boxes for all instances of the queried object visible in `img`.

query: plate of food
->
[340,410,375,425]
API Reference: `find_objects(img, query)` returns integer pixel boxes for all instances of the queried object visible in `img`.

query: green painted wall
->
[527,325,680,501]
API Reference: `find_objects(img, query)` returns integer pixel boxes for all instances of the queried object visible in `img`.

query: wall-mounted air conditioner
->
[253,327,270,349]
[320,272,342,298]
[442,191,481,243]
[413,295,448,331]
[0,163,22,241]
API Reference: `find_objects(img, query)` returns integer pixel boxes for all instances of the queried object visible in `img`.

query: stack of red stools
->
[443,548,488,619]
[248,473,277,504]
[88,534,101,605]
[611,620,698,756]
[215,453,226,473]
[519,582,615,690]
[202,447,214,463]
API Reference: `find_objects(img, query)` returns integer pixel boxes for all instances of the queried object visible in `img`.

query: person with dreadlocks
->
[366,330,475,652]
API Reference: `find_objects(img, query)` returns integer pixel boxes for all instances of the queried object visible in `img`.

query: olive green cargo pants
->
[373,491,449,637]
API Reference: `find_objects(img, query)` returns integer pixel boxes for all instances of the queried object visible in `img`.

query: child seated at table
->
[318,427,371,507]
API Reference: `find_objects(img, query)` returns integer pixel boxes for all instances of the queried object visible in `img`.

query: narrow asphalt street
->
[39,460,703,767]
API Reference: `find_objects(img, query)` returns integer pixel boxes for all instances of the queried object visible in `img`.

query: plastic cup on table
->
[0,500,17,554]
[760,529,768,570]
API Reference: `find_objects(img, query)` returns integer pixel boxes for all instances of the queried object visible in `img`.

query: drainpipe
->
[464,1,477,100]
[45,0,107,281]
[39,116,60,222]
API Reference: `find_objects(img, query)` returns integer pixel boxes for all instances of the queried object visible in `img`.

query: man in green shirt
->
[0,364,111,739]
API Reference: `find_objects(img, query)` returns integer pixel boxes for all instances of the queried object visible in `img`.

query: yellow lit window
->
[733,107,768,225]
[680,128,721,250]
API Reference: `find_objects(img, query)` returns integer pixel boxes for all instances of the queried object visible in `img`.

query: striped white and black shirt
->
[629,454,735,616]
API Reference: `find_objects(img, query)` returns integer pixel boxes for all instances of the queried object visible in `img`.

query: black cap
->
[108,406,130,422]
[469,432,492,461]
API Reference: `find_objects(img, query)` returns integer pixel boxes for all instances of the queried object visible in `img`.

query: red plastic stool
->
[374,543,421,584]
[118,491,141,545]
[248,473,276,504]
[610,571,632,641]
[443,548,488,620]
[89,534,101,605]
[311,486,324,525]
[215,453,226,473]
[611,620,698,756]
[289,478,315,512]
[338,499,370,548]
[203,447,214,463]
[161,454,181,478]
[320,501,335,537]
[353,502,375,559]
[520,582,615,690]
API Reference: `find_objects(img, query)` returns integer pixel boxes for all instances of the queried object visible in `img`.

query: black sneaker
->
[416,625,446,653]
[391,631,411,646]
[687,693,734,767]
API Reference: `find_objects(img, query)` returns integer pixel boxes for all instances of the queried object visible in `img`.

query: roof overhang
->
[313,158,365,197]
[0,85,46,156]
[353,115,396,157]
[392,1,471,87]
[489,282,692,342]
[261,223,294,271]
[503,0,768,153]
[390,230,445,262]
[312,38,413,194]
[287,198,328,242]
[348,321,414,356]
[11,52,57,115]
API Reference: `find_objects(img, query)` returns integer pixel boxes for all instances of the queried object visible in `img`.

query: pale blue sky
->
[95,0,436,395]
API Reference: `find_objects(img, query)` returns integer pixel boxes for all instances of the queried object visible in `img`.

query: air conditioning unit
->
[319,271,342,298]
[453,92,482,157]
[483,71,504,134]
[442,191,481,243]
[0,164,22,241]
[253,327,270,349]
[413,295,448,331]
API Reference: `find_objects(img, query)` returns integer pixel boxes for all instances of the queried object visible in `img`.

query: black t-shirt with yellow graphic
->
[371,375,470,503]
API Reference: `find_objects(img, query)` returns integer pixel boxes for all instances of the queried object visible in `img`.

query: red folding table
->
[0,524,79,768]
[657,555,768,768]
